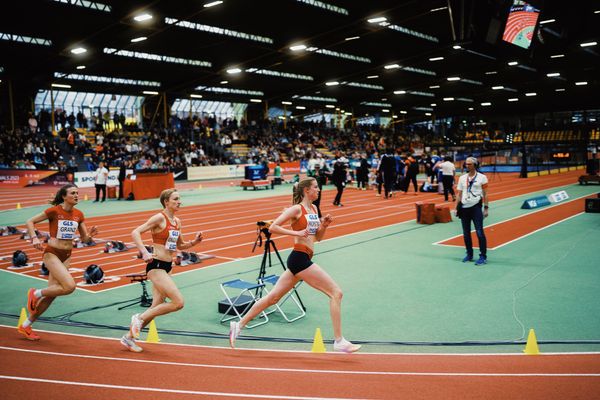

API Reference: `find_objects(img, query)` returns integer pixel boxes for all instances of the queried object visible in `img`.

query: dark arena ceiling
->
[1,0,598,120]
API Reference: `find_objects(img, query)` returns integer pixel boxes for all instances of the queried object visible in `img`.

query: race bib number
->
[57,220,78,240]
[165,230,179,251]
[306,214,320,235]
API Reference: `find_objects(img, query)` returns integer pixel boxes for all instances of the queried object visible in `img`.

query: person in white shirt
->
[440,156,457,202]
[455,157,489,266]
[94,161,109,202]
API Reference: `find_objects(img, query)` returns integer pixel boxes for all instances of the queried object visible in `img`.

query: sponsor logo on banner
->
[0,170,72,187]
[74,170,133,188]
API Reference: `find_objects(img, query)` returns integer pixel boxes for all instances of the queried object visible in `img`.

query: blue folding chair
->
[259,274,306,323]
[219,279,268,328]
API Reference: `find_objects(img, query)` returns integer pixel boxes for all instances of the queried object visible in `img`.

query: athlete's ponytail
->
[292,178,316,204]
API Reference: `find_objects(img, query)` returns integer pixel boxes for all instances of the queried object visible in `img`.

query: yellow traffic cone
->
[16,203,21,209]
[523,328,540,355]
[311,328,326,353]
[84,194,89,201]
[146,320,161,343]
[17,307,27,327]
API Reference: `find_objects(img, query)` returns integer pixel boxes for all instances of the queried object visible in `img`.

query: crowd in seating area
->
[2,109,433,171]
[4,108,597,173]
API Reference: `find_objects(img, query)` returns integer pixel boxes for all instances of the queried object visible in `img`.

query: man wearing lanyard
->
[455,157,489,265]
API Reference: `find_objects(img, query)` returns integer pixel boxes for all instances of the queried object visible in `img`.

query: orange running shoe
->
[17,324,40,341]
[26,288,37,314]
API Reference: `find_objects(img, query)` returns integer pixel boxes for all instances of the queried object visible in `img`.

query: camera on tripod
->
[257,220,273,235]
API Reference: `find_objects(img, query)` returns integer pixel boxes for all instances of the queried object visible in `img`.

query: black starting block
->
[20,230,49,242]
[103,240,130,253]
[0,226,22,236]
[175,251,214,266]
[74,238,97,248]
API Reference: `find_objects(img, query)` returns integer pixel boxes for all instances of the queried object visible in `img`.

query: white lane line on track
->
[0,346,599,377]
[0,375,368,400]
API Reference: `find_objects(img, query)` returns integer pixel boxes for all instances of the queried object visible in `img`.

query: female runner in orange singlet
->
[20,184,98,340]
[121,188,203,352]
[229,177,360,353]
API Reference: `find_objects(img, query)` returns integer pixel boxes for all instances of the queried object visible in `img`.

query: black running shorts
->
[286,250,313,275]
[146,259,173,274]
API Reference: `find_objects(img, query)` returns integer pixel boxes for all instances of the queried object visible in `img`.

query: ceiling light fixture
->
[249,98,261,103]
[575,81,588,85]
[481,102,491,106]
[539,19,555,24]
[76,65,86,70]
[384,64,401,69]
[70,47,87,55]
[485,71,497,75]
[220,80,228,84]
[345,36,360,41]
[282,101,292,105]
[131,36,147,43]
[429,85,440,89]
[525,92,537,96]
[289,44,307,51]
[203,1,223,7]
[546,72,560,77]
[447,76,460,81]
[508,61,518,66]
[580,41,597,47]
[492,86,504,90]
[394,90,406,94]
[443,97,454,101]
[508,98,519,102]
[325,81,339,86]
[430,6,448,12]
[400,110,407,114]
[367,17,387,24]
[367,75,379,79]
[133,13,152,22]
[143,90,159,95]
[190,94,203,98]
[452,45,462,50]
[555,88,566,92]
[429,56,444,61]
[226,67,242,74]
[550,54,565,58]
[325,104,335,108]
[51,83,71,88]
[295,106,306,110]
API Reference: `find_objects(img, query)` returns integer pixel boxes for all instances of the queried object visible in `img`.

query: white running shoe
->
[130,313,144,339]
[229,321,241,348]
[333,338,361,353]
[120,335,143,353]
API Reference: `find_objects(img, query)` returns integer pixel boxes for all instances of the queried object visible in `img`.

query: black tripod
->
[118,273,153,310]
[252,225,306,311]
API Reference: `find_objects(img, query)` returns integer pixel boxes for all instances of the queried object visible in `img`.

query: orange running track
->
[0,171,583,292]
[0,326,598,399]
[437,193,591,249]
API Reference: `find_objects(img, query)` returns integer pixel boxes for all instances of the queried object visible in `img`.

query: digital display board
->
[502,0,540,49]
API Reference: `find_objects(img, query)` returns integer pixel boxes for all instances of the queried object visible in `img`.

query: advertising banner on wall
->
[267,161,301,174]
[0,170,73,188]
[187,165,247,181]
[73,170,133,188]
